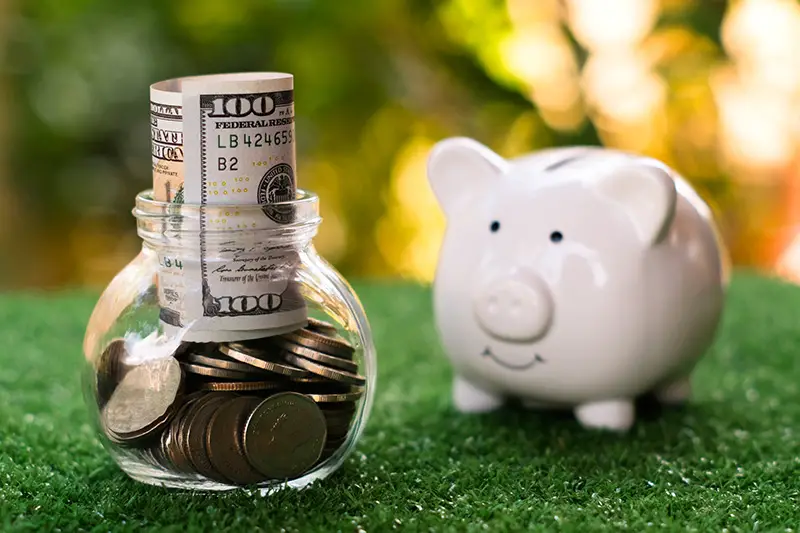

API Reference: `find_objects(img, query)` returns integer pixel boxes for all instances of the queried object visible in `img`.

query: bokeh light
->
[1,0,799,288]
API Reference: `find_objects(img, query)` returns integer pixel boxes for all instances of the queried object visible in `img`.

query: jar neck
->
[133,189,322,251]
[138,223,319,252]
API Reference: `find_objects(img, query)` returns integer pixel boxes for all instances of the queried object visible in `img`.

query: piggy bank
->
[427,138,728,431]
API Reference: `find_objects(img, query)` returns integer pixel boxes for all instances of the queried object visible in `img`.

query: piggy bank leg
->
[574,400,635,432]
[453,375,503,413]
[655,376,692,406]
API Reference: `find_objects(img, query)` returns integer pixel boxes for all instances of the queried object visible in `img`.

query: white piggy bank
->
[427,138,728,431]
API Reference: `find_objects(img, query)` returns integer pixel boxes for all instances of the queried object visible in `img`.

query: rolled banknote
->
[150,73,306,342]
[150,82,184,203]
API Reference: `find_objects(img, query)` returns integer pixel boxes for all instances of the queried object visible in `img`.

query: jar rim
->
[133,188,321,242]
[134,188,320,224]
[134,188,319,212]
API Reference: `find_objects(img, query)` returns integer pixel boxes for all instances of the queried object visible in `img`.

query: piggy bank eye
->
[550,231,563,243]
[490,221,500,233]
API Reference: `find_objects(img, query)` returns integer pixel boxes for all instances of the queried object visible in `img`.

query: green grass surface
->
[1,272,799,532]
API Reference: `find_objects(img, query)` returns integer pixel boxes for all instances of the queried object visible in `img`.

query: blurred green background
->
[0,0,799,290]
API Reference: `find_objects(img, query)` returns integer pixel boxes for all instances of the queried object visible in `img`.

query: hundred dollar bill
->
[150,73,306,342]
[151,82,184,203]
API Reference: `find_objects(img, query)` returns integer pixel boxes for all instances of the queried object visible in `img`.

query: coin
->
[178,394,223,464]
[166,398,199,473]
[171,341,196,360]
[290,381,353,396]
[305,391,364,403]
[152,447,168,468]
[321,407,355,438]
[325,435,348,447]
[243,392,327,479]
[186,353,267,375]
[219,344,308,379]
[181,362,256,381]
[280,329,354,359]
[323,416,356,435]
[156,440,173,468]
[287,375,336,385]
[283,353,366,387]
[175,406,198,473]
[183,393,231,481]
[306,317,338,336]
[152,446,168,468]
[96,338,127,407]
[325,418,353,439]
[102,357,183,443]
[198,380,285,392]
[98,338,125,373]
[158,425,173,468]
[319,448,338,461]
[320,435,349,460]
[206,396,265,485]
[140,447,157,468]
[321,402,357,418]
[169,391,219,472]
[270,338,359,373]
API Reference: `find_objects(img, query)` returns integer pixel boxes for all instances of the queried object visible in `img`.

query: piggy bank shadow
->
[463,395,747,474]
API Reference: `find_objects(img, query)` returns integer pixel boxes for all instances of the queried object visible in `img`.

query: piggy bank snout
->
[473,276,553,342]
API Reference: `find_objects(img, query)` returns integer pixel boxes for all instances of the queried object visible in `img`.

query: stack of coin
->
[96,318,365,485]
[101,357,184,446]
[95,338,130,408]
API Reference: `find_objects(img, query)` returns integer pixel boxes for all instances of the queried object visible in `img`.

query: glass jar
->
[82,190,376,492]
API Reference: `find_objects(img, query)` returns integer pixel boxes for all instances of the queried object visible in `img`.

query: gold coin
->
[186,353,267,375]
[181,362,256,381]
[219,344,308,379]
[283,353,366,387]
[198,380,284,392]
[280,329,354,359]
[270,337,358,373]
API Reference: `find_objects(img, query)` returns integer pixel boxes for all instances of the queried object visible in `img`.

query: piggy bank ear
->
[593,164,677,246]
[427,137,507,216]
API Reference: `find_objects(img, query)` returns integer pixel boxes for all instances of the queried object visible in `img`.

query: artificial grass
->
[0,272,798,532]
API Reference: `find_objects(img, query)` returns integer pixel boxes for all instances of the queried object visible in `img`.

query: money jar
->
[82,189,376,491]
